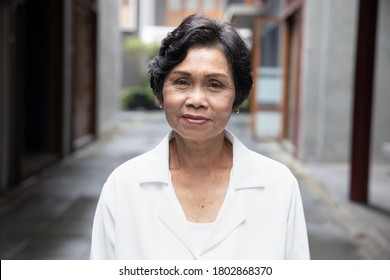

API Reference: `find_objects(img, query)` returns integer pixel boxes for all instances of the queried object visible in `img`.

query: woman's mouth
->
[182,114,209,126]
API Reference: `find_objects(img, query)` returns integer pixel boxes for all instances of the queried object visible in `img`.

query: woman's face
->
[162,45,235,142]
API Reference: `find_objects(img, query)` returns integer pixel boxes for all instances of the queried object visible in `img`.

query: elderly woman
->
[91,14,310,259]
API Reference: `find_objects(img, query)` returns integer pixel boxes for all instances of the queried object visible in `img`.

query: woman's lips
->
[182,114,209,125]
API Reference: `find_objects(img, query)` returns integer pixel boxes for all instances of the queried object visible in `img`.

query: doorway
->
[5,0,62,187]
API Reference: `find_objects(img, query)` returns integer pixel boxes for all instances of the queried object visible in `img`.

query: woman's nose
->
[185,86,208,109]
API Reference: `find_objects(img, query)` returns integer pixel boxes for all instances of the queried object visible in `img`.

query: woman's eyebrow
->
[171,71,230,79]
[171,70,191,76]
[205,73,230,79]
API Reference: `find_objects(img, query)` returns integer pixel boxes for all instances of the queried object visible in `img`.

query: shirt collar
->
[137,131,172,185]
[139,130,266,190]
[225,130,267,190]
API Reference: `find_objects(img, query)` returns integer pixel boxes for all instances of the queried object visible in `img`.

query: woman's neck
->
[169,131,232,170]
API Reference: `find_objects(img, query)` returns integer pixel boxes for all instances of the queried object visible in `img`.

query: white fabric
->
[170,170,216,256]
[90,130,310,259]
[187,221,215,256]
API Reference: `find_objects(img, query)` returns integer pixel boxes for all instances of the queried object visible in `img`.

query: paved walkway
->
[0,111,389,259]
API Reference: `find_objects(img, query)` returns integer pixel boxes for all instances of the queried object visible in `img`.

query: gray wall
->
[300,0,390,163]
[372,0,390,163]
[139,0,156,27]
[155,0,165,26]
[299,0,358,162]
[97,0,122,135]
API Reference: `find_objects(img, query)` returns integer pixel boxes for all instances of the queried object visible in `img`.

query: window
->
[120,0,137,31]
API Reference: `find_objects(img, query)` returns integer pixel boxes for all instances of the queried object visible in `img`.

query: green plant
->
[122,36,159,110]
[121,86,158,110]
[124,36,159,61]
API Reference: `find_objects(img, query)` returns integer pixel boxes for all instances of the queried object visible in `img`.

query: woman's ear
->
[158,97,164,109]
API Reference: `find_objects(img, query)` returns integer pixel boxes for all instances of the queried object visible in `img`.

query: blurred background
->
[0,0,389,259]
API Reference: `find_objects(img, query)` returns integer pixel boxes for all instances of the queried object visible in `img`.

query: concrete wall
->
[97,0,122,135]
[372,0,390,163]
[299,0,358,162]
[139,0,156,27]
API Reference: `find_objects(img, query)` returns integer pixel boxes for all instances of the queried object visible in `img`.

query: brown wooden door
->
[283,10,303,153]
[71,0,97,149]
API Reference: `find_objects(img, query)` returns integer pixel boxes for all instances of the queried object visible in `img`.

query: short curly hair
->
[147,13,253,110]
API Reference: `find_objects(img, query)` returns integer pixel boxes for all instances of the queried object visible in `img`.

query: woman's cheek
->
[163,91,187,109]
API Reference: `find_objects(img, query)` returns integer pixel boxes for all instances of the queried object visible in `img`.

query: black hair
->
[147,13,253,110]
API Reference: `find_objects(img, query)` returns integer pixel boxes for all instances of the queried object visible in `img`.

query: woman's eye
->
[208,81,224,91]
[174,79,190,89]
[175,79,190,88]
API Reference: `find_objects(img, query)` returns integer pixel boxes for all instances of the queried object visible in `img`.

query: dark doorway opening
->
[8,0,62,186]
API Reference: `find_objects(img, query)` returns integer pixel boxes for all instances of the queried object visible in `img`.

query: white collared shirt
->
[90,130,310,259]
[187,221,214,256]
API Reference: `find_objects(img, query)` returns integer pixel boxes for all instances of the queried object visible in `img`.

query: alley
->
[0,111,389,259]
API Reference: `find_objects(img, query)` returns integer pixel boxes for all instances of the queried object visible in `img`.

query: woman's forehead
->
[170,46,232,77]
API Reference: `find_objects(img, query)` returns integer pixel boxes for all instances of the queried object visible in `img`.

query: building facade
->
[231,0,389,164]
[228,0,389,203]
[0,0,122,194]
